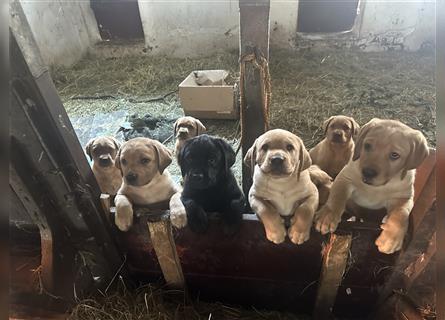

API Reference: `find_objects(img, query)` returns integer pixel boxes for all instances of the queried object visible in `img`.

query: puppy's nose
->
[191,173,204,181]
[333,132,342,138]
[126,172,138,183]
[99,158,111,166]
[362,168,377,179]
[270,155,284,167]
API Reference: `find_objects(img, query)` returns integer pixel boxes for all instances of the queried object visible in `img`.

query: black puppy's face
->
[178,135,235,190]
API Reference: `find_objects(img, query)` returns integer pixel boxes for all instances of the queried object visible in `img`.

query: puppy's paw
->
[315,205,341,235]
[169,196,187,229]
[375,223,406,254]
[184,201,208,234]
[264,225,287,244]
[288,227,311,245]
[115,205,134,232]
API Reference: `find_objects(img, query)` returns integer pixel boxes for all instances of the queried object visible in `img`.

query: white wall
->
[20,0,101,67]
[138,0,435,56]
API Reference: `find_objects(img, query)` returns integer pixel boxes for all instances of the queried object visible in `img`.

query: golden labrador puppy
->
[85,136,122,196]
[309,115,360,178]
[174,116,206,157]
[315,119,429,254]
[114,137,182,231]
[244,129,318,245]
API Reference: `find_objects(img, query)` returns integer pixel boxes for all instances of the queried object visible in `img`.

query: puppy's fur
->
[174,116,206,158]
[310,115,359,178]
[176,134,245,233]
[85,136,122,195]
[315,119,429,254]
[113,137,182,231]
[308,165,332,209]
[245,129,319,245]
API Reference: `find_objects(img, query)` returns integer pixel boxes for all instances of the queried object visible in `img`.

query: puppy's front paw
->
[183,200,208,233]
[288,221,311,245]
[170,197,187,229]
[264,225,287,244]
[115,205,133,232]
[375,223,406,254]
[315,205,341,235]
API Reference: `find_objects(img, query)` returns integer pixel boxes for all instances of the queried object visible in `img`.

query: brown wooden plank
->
[313,233,352,320]
[239,0,270,196]
[413,148,435,202]
[100,194,111,224]
[410,166,436,235]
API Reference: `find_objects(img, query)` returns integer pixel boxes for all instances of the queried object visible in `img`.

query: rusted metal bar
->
[239,0,270,196]
[313,233,352,319]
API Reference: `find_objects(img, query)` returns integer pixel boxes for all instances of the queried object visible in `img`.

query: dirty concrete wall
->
[138,0,434,57]
[20,0,101,67]
[358,1,435,51]
[137,0,298,57]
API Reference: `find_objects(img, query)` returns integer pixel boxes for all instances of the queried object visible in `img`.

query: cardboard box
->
[179,70,238,120]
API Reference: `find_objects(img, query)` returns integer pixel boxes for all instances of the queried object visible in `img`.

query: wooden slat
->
[413,148,435,203]
[313,234,352,319]
[410,166,436,235]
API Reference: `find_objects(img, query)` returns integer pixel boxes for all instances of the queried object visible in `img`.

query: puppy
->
[310,115,360,178]
[113,137,181,231]
[175,134,245,233]
[174,116,206,158]
[315,119,429,254]
[244,129,318,245]
[85,136,122,196]
[308,165,332,209]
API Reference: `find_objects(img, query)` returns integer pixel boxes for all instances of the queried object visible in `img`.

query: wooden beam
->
[313,233,352,319]
[239,0,271,196]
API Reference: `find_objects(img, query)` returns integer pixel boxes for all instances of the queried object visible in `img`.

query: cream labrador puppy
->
[315,119,429,254]
[174,116,206,158]
[85,136,122,196]
[244,129,318,245]
[114,137,184,231]
[310,115,360,178]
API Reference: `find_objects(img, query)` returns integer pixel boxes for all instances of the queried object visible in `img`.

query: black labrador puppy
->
[178,134,245,233]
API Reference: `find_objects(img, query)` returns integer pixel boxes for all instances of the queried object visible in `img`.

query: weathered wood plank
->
[313,233,352,319]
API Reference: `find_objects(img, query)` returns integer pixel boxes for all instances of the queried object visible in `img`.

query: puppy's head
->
[323,115,360,144]
[244,129,311,179]
[174,116,206,140]
[115,137,172,186]
[353,118,428,186]
[178,135,235,190]
[85,136,121,168]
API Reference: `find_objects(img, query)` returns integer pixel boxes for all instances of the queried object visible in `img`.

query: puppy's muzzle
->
[99,155,112,167]
[177,127,189,138]
[190,173,204,183]
[331,131,344,143]
[270,154,285,173]
[362,167,378,184]
[125,172,138,185]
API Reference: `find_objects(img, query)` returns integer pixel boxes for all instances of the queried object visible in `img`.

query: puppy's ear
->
[111,137,122,151]
[194,118,206,136]
[349,117,360,137]
[297,139,312,180]
[244,139,257,176]
[115,147,122,173]
[322,116,335,136]
[352,118,379,161]
[153,141,173,174]
[215,138,236,173]
[85,138,95,161]
[401,130,429,180]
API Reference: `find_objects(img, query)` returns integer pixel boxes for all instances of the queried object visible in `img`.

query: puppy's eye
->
[121,159,127,165]
[141,158,151,164]
[343,125,350,131]
[364,143,372,151]
[261,144,268,151]
[389,152,400,160]
[208,158,216,165]
[286,144,294,151]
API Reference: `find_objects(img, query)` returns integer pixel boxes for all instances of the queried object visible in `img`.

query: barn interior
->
[10,0,438,319]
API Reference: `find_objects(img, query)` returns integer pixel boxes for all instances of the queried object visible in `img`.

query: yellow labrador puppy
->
[174,116,206,157]
[114,137,183,231]
[310,115,360,178]
[244,129,318,245]
[85,136,122,196]
[315,119,429,254]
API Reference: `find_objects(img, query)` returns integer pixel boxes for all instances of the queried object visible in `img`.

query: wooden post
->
[145,211,185,289]
[239,0,271,197]
[313,233,352,319]
[100,194,111,223]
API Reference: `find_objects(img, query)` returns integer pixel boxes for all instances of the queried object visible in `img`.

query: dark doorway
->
[91,0,144,40]
[297,0,360,33]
